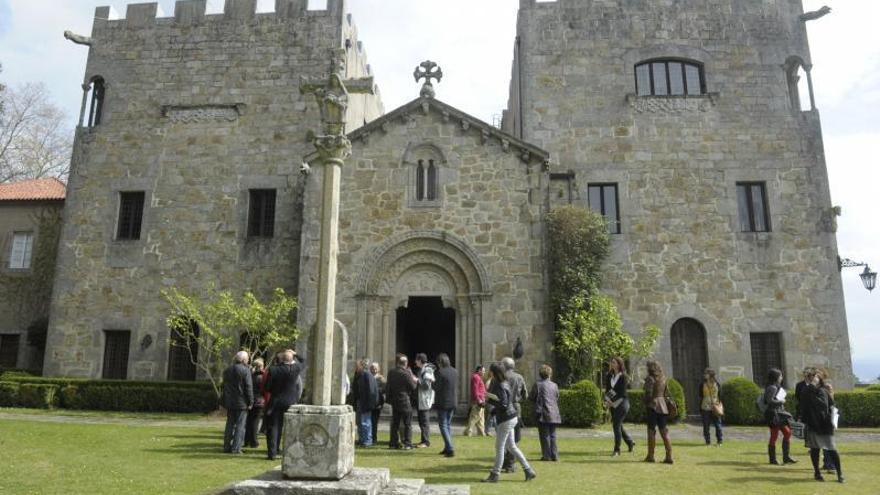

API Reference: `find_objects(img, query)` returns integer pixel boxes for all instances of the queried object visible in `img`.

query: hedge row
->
[0,377,217,413]
[626,378,686,423]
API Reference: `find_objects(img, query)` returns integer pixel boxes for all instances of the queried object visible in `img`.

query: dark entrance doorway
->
[396,296,455,366]
[670,318,708,416]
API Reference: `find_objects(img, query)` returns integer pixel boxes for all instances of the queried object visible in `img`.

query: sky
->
[0,0,877,382]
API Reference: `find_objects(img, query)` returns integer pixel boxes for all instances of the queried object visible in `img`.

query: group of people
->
[220,348,305,460]
[221,349,846,485]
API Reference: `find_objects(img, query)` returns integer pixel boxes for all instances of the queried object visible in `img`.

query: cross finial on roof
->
[413,60,443,98]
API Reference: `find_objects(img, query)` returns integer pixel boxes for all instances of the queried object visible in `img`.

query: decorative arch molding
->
[782,55,815,111]
[357,230,492,297]
[623,44,713,74]
[401,141,449,166]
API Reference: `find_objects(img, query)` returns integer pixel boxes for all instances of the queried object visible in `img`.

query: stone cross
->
[300,49,374,407]
[413,60,443,98]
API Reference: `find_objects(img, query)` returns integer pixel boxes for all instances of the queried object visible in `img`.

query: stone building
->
[0,178,66,373]
[502,0,853,402]
[43,0,853,407]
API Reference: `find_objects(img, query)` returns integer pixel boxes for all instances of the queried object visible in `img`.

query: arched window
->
[407,144,444,206]
[784,57,814,112]
[83,76,105,127]
[635,59,705,96]
[415,158,439,202]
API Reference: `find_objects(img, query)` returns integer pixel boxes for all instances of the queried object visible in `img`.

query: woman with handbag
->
[802,369,844,483]
[642,360,673,464]
[764,368,797,465]
[698,368,723,446]
[605,357,635,456]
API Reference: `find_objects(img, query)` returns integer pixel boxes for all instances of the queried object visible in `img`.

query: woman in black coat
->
[482,362,536,483]
[764,368,797,465]
[801,369,843,483]
[604,357,634,456]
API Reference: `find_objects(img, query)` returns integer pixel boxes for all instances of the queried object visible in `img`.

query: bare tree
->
[0,82,73,182]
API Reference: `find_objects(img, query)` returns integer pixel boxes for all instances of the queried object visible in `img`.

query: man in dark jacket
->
[222,351,254,454]
[352,358,380,447]
[433,353,458,457]
[264,349,305,460]
[501,356,527,472]
[386,353,418,449]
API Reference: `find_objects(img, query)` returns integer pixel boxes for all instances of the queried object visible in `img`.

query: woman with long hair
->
[642,360,673,464]
[699,368,723,446]
[605,357,634,456]
[482,362,536,483]
[802,369,843,482]
[764,368,797,465]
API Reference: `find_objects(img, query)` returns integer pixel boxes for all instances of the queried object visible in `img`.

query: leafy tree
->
[0,82,73,182]
[555,293,660,383]
[161,286,299,399]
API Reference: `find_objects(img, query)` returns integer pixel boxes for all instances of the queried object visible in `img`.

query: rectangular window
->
[0,334,21,369]
[651,62,668,95]
[668,62,685,95]
[168,322,198,381]
[587,183,621,234]
[736,182,770,232]
[750,332,783,386]
[636,64,651,96]
[685,64,702,95]
[248,189,276,238]
[116,191,145,240]
[8,232,34,269]
[102,330,130,380]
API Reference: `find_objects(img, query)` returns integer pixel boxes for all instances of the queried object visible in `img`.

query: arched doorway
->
[670,318,708,415]
[396,296,456,366]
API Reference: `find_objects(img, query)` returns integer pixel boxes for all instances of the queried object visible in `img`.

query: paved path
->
[2,411,878,443]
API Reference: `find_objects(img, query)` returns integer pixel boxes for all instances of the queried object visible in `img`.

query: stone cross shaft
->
[300,51,374,407]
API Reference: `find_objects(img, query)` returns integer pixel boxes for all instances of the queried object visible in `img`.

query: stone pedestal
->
[282,404,355,480]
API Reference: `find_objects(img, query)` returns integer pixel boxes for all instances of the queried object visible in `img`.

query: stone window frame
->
[403,142,446,209]
[7,230,35,270]
[587,183,622,234]
[101,329,131,380]
[635,58,706,97]
[749,332,785,387]
[115,191,146,241]
[726,169,779,241]
[624,45,714,99]
[106,179,153,268]
[79,75,107,129]
[736,181,771,233]
[247,189,277,238]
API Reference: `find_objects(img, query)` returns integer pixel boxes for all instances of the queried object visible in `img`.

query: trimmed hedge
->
[720,377,763,425]
[17,383,59,409]
[864,384,880,392]
[0,381,20,406]
[558,379,603,427]
[785,389,880,428]
[626,378,686,423]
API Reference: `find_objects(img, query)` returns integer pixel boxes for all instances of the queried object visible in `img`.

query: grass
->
[0,413,878,495]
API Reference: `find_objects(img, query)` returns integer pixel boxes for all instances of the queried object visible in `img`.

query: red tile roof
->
[0,178,67,201]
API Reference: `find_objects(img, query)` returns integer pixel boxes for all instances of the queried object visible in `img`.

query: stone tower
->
[503,0,853,399]
[44,0,382,379]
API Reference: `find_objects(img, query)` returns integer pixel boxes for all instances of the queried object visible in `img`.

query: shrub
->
[833,390,880,427]
[61,384,217,413]
[720,377,764,425]
[627,389,646,423]
[520,397,537,427]
[864,384,880,392]
[666,379,686,422]
[558,379,603,427]
[0,381,20,406]
[17,383,59,409]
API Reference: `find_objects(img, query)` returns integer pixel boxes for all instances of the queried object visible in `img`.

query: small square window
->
[116,191,145,240]
[587,183,621,234]
[248,189,276,238]
[8,232,34,269]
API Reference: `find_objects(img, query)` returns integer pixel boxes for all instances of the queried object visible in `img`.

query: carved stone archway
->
[355,231,490,406]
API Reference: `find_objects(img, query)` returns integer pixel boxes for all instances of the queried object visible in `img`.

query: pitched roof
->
[347,96,550,165]
[0,178,67,201]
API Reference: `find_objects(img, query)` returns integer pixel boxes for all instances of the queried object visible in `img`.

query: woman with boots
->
[699,368,723,446]
[802,369,844,483]
[605,357,635,456]
[642,361,673,464]
[482,362,536,483]
[764,368,797,465]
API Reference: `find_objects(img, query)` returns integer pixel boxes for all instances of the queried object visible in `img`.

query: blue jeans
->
[224,408,248,453]
[358,411,373,446]
[437,408,455,453]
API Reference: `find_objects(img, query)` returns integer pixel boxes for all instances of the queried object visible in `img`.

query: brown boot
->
[661,433,673,464]
[643,433,656,462]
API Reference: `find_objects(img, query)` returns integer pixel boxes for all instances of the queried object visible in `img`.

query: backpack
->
[756,392,768,413]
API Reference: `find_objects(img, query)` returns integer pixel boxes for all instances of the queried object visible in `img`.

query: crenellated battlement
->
[92,0,347,33]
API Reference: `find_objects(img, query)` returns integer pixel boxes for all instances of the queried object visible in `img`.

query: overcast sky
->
[1,0,877,381]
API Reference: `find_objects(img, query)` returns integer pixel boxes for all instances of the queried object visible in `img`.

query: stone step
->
[420,485,470,495]
[378,478,424,495]
[218,467,391,495]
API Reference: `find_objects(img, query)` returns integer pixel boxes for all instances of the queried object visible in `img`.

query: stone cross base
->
[218,467,472,495]
[282,404,355,480]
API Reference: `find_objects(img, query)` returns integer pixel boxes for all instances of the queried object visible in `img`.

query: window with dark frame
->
[167,321,198,381]
[116,191,145,240]
[0,334,21,369]
[87,76,105,128]
[750,332,783,386]
[247,189,276,238]
[736,182,771,232]
[587,183,621,234]
[415,159,438,202]
[635,59,705,96]
[102,330,131,380]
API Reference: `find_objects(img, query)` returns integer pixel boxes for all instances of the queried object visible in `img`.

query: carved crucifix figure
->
[299,49,374,407]
[413,60,443,98]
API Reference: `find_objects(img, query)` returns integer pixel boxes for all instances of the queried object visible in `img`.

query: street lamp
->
[838,257,877,292]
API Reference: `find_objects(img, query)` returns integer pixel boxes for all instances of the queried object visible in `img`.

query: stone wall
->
[506,0,853,387]
[44,0,383,379]
[297,97,551,399]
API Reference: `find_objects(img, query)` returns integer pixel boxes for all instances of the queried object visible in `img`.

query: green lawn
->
[0,414,877,495]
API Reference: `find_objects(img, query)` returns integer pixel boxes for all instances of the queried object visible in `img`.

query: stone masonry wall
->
[44,0,382,379]
[508,0,853,387]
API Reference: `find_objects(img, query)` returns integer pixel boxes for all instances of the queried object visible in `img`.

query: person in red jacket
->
[464,365,488,436]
